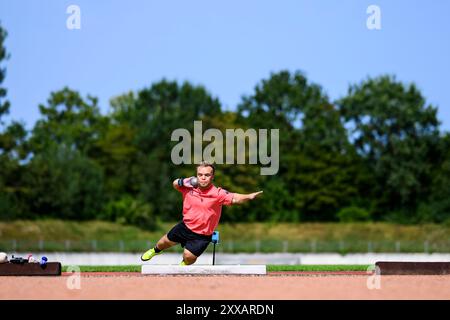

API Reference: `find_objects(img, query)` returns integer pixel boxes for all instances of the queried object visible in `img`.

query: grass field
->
[61,264,371,272]
[1,219,449,253]
[2,219,449,242]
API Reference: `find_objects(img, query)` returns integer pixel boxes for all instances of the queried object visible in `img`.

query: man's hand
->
[232,191,263,204]
[248,191,263,200]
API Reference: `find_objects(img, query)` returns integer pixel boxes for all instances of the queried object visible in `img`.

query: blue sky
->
[1,0,450,131]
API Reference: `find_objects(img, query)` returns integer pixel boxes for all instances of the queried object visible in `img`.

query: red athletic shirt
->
[177,184,234,235]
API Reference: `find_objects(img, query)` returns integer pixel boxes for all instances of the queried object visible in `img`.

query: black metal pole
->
[213,243,216,265]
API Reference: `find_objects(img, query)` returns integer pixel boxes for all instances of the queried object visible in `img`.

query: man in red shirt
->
[141,161,263,265]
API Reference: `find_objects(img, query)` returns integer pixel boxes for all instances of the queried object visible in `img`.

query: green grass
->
[0,219,158,241]
[62,264,371,272]
[2,219,449,253]
[267,265,370,272]
[63,265,141,272]
[2,219,449,242]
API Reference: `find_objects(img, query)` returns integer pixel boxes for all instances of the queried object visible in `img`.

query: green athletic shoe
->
[140,248,161,261]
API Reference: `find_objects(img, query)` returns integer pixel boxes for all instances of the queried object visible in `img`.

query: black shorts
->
[167,221,212,257]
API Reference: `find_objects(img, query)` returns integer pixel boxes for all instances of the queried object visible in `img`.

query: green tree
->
[25,145,105,220]
[337,75,441,220]
[91,121,138,200]
[0,22,29,220]
[238,70,358,221]
[30,87,107,155]
[417,133,450,223]
[25,88,107,220]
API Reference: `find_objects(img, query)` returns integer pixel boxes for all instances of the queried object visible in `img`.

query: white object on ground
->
[141,264,267,275]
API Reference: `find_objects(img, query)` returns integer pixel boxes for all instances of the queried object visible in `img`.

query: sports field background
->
[1,220,449,253]
[1,4,450,260]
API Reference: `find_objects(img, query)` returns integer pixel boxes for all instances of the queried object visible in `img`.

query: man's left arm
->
[231,191,263,205]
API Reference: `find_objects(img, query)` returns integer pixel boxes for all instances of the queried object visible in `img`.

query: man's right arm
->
[173,177,195,191]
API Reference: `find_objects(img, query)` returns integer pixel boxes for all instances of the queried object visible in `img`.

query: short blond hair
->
[196,161,215,175]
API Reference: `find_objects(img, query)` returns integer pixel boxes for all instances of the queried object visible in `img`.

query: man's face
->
[196,166,214,189]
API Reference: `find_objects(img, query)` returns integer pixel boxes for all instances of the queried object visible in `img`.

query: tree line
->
[1,23,449,229]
